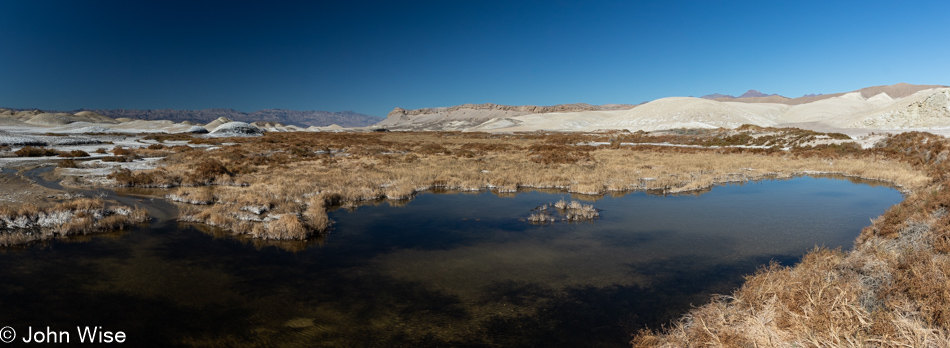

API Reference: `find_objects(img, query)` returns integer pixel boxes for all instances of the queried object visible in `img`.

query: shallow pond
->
[0,176,902,347]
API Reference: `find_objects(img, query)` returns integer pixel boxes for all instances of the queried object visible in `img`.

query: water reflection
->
[0,176,903,347]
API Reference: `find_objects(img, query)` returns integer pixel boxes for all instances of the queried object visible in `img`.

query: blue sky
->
[1,0,948,117]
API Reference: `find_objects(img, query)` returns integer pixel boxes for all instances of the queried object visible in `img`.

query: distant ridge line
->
[700,83,947,105]
[0,108,382,128]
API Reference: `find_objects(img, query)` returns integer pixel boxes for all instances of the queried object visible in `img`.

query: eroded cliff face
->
[851,89,950,128]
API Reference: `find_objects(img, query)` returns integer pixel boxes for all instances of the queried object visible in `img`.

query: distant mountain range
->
[0,108,382,128]
[698,83,945,105]
[85,108,382,127]
[701,89,779,99]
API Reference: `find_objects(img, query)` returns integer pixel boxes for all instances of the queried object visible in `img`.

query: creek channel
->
[0,173,903,347]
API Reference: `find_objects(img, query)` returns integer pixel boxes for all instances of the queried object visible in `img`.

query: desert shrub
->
[186,158,231,185]
[113,147,133,156]
[58,159,79,168]
[147,143,167,150]
[794,142,864,158]
[214,147,247,162]
[543,133,589,145]
[265,214,310,240]
[169,145,194,153]
[57,150,90,158]
[702,133,754,147]
[107,168,137,186]
[94,148,107,154]
[735,124,763,131]
[108,168,180,187]
[15,146,58,157]
[188,137,226,145]
[101,156,133,162]
[143,133,193,143]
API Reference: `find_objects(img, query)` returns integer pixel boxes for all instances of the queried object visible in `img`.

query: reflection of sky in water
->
[0,177,903,347]
[340,177,902,299]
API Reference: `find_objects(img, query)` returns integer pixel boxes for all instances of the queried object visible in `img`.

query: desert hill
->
[377,83,950,133]
[81,108,381,128]
[0,108,381,128]
[0,109,310,135]
[376,103,637,131]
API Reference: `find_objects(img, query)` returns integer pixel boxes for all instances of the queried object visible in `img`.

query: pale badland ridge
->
[378,83,950,134]
[2,83,948,136]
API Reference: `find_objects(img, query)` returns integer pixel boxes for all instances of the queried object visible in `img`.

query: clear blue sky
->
[1,0,948,117]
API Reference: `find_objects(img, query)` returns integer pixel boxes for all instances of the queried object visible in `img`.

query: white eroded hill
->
[376,84,950,134]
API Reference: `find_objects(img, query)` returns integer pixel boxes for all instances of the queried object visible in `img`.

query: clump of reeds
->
[14,146,89,158]
[264,214,308,240]
[527,200,599,224]
[58,159,79,168]
[0,198,149,246]
[143,133,194,143]
[555,199,600,221]
[14,146,59,157]
[175,190,329,241]
[527,204,557,224]
[59,150,89,157]
[165,187,215,205]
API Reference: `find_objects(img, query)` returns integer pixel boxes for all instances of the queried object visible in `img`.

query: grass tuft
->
[0,198,149,246]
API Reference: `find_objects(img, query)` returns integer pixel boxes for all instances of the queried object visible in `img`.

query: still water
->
[0,176,902,347]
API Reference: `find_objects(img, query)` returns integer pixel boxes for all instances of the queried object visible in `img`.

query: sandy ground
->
[0,167,65,206]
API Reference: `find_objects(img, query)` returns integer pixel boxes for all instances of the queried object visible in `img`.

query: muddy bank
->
[0,165,160,247]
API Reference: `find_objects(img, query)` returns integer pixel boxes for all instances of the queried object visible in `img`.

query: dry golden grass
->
[98,129,950,346]
[106,130,927,243]
[0,198,149,246]
[633,217,950,347]
[632,131,950,347]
